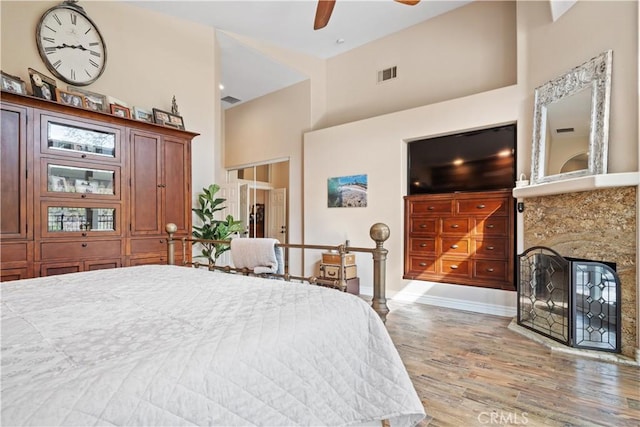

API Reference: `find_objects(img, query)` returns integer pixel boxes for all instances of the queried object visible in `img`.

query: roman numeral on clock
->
[70,69,76,80]
[71,13,77,25]
[43,37,55,43]
[45,47,57,54]
[52,60,62,69]
[89,59,100,68]
[53,13,61,25]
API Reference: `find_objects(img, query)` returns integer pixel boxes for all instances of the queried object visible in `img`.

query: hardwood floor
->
[384,301,640,427]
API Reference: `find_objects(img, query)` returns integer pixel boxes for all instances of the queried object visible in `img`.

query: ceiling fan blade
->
[395,0,421,5]
[314,0,336,30]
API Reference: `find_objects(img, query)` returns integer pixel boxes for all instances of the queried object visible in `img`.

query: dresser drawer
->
[456,197,509,216]
[408,237,436,254]
[40,239,122,260]
[408,200,452,215]
[441,218,470,234]
[409,218,437,235]
[406,256,437,274]
[474,260,508,281]
[440,258,470,277]
[474,238,508,258]
[130,237,169,255]
[0,242,29,263]
[474,217,509,236]
[441,237,471,255]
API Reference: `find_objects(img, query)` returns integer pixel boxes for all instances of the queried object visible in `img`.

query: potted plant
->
[192,184,244,265]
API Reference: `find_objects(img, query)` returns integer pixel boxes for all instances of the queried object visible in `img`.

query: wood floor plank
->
[384,301,640,426]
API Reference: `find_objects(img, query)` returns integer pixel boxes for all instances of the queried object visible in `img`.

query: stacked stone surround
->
[522,186,637,359]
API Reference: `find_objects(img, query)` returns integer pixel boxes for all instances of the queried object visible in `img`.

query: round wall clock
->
[35,0,107,86]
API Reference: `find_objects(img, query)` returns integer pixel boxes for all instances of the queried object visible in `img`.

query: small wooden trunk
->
[322,252,356,265]
[320,263,358,280]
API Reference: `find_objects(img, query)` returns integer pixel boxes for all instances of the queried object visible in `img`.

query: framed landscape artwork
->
[327,174,368,208]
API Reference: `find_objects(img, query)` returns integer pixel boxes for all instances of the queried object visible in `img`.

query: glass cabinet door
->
[41,116,121,163]
[46,163,117,197]
[45,206,118,234]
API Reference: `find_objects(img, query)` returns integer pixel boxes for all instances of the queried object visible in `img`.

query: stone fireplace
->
[518,186,636,359]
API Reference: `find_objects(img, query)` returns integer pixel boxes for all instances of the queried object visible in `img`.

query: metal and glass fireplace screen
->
[517,246,621,353]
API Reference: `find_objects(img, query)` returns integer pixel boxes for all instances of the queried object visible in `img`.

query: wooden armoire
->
[0,91,198,281]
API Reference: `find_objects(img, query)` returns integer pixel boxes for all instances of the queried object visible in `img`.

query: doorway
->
[221,160,288,242]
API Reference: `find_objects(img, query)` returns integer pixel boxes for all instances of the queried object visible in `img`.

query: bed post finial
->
[370,223,390,322]
[166,223,178,265]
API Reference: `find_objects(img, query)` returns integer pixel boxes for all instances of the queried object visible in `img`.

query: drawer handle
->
[81,232,87,237]
[427,206,435,210]
[419,224,427,228]
[81,154,87,159]
[486,268,495,272]
[487,224,495,229]
[159,239,165,243]
[451,224,459,229]
[477,204,486,209]
[328,271,336,276]
[450,244,458,249]
[450,265,458,270]
[81,194,87,198]
[487,246,495,250]
[81,243,88,247]
[419,243,427,247]
[419,262,427,267]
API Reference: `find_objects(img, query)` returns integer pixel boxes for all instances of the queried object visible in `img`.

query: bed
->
[1,264,425,426]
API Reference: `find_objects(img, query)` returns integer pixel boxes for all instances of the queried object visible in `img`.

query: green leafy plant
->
[192,184,244,264]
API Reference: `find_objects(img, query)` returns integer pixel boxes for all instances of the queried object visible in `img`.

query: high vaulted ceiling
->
[127,0,473,108]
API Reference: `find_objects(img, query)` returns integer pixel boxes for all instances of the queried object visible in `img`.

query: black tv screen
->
[408,124,516,195]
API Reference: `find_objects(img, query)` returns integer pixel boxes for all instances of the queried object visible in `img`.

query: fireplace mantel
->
[513,172,639,198]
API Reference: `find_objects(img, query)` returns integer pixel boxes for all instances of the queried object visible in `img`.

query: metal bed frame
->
[166,222,391,321]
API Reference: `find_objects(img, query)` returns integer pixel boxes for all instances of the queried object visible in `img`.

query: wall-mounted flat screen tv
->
[408,124,516,195]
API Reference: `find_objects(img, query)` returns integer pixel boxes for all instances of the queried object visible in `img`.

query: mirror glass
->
[530,50,612,184]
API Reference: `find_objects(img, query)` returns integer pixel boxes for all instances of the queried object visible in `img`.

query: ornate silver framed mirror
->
[530,50,612,185]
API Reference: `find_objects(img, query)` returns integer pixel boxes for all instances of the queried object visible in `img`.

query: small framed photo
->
[1,71,27,95]
[110,104,131,118]
[153,108,185,130]
[68,86,108,112]
[55,88,85,108]
[133,106,154,123]
[75,179,98,194]
[28,68,57,101]
[107,96,128,108]
[48,175,69,193]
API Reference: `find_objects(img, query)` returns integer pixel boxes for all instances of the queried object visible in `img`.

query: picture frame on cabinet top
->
[68,86,108,112]
[55,88,85,108]
[1,71,27,95]
[28,68,57,101]
[133,107,154,123]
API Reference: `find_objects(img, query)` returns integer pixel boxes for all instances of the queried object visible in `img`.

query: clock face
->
[36,5,107,86]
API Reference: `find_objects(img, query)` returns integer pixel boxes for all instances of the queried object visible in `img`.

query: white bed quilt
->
[1,265,425,426]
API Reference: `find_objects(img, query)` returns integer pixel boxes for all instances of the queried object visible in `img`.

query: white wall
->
[304,85,519,315]
[325,0,517,127]
[224,80,311,271]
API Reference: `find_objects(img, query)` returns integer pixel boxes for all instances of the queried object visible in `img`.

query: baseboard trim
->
[360,287,516,317]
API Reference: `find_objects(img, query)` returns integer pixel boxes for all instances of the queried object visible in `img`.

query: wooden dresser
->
[404,189,515,290]
[1,92,198,281]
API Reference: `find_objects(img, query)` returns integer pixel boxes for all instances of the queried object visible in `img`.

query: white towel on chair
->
[231,238,280,274]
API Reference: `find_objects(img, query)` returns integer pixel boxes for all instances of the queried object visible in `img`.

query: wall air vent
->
[556,127,575,133]
[221,95,241,104]
[377,66,397,83]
